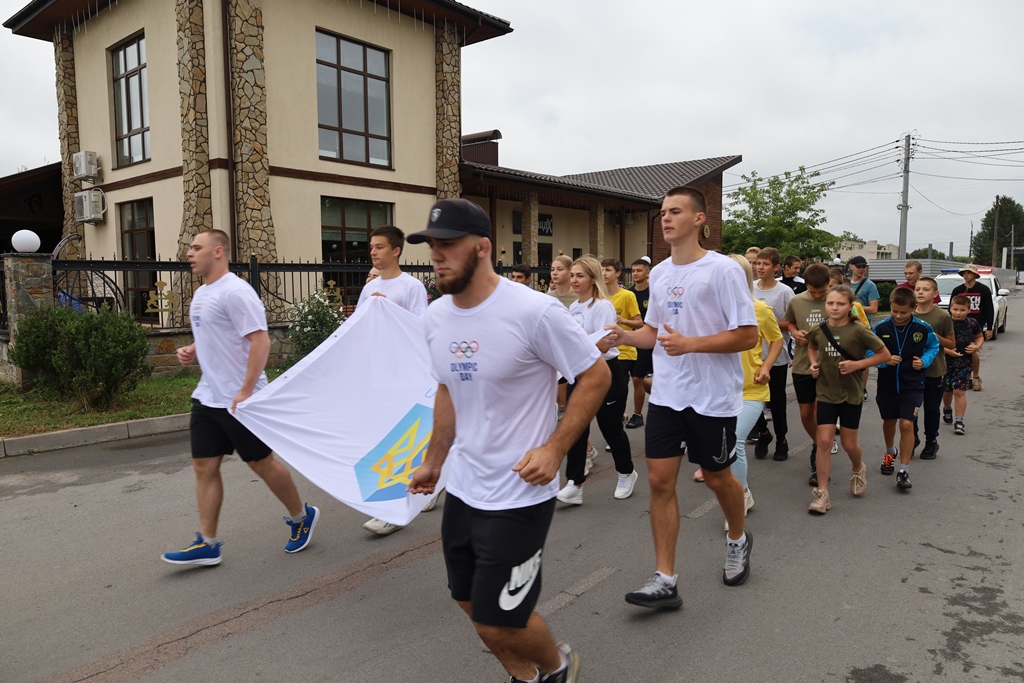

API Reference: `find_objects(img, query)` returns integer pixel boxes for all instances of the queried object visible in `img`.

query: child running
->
[806,285,890,514]
[872,287,939,491]
[912,277,955,459]
[942,295,984,436]
[557,257,637,504]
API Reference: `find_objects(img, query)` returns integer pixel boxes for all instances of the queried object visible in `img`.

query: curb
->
[1,413,190,458]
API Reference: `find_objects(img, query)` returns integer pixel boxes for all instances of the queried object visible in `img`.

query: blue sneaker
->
[162,532,222,566]
[285,503,319,553]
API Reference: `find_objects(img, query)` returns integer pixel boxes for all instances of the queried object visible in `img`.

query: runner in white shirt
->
[407,199,609,683]
[358,225,433,536]
[609,187,758,609]
[161,229,319,567]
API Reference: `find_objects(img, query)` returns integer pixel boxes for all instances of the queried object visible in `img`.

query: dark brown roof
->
[6,0,512,44]
[563,156,743,198]
[461,161,661,206]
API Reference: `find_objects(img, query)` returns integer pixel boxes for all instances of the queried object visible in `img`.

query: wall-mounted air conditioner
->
[73,189,107,223]
[72,151,101,182]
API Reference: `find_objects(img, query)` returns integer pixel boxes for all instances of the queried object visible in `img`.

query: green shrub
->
[285,291,345,366]
[11,305,152,410]
[876,281,896,312]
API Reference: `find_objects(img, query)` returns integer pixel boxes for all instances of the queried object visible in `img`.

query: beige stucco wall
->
[262,0,437,188]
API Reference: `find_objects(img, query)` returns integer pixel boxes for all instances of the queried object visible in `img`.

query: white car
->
[935,269,1009,340]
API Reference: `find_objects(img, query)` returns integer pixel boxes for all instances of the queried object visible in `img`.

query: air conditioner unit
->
[73,189,107,223]
[72,151,101,182]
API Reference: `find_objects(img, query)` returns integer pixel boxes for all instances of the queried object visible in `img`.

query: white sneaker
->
[726,489,756,530]
[831,438,839,454]
[584,445,598,476]
[614,470,639,499]
[362,517,403,536]
[421,494,439,512]
[557,480,583,505]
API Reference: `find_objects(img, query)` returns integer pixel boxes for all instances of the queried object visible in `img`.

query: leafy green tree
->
[972,196,1024,268]
[722,168,838,261]
[908,247,947,260]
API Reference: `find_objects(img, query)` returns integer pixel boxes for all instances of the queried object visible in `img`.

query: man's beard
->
[437,248,479,295]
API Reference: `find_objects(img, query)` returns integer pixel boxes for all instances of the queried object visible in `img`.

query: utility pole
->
[969,221,974,261]
[898,134,912,259]
[991,196,1000,268]
[949,241,954,260]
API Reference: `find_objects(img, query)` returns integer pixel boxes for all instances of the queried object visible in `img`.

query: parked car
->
[935,268,1009,339]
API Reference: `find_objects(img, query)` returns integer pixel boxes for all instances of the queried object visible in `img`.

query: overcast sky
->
[2,0,1023,257]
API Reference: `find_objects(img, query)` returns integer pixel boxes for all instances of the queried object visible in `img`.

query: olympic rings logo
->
[450,341,480,358]
[666,286,686,300]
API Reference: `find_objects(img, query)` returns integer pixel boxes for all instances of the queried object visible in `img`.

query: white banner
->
[235,295,443,526]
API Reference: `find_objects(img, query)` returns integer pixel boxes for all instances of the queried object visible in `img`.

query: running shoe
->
[285,504,319,553]
[896,469,912,490]
[584,445,598,476]
[808,446,818,486]
[808,487,831,514]
[363,517,402,536]
[850,463,868,497]
[723,531,753,586]
[881,450,896,475]
[772,438,789,461]
[539,642,581,683]
[972,376,983,391]
[754,431,773,459]
[614,470,639,500]
[625,413,644,429]
[920,441,938,460]
[162,532,222,566]
[831,437,839,454]
[421,493,439,512]
[942,407,954,424]
[557,481,583,505]
[954,420,965,436]
[625,574,683,609]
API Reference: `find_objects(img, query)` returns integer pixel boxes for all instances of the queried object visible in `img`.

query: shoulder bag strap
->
[818,321,858,362]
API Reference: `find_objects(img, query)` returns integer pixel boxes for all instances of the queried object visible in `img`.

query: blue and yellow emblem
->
[355,404,433,502]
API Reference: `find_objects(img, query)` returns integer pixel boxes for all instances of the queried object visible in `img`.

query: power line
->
[722,139,900,189]
[916,138,1024,145]
[909,183,987,217]
[912,171,1024,182]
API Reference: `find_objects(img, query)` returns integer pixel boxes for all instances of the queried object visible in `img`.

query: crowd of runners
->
[160,189,1000,683]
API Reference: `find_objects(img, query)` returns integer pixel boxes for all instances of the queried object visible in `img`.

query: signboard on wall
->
[513,211,554,237]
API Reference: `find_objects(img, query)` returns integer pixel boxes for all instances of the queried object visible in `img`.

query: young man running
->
[609,186,758,608]
[162,230,318,566]
[751,247,794,460]
[950,263,994,391]
[626,258,652,428]
[602,258,642,382]
[407,199,609,683]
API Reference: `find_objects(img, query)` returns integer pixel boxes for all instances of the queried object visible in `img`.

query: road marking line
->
[537,566,616,616]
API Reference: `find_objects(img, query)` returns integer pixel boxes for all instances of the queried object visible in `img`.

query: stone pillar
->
[435,23,461,199]
[2,254,55,387]
[176,0,214,260]
[53,28,84,259]
[588,202,605,258]
[228,0,277,263]
[521,192,539,266]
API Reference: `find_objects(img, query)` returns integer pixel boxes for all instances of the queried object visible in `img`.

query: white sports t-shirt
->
[645,251,757,417]
[190,273,269,408]
[425,278,601,510]
[568,298,618,360]
[754,280,794,365]
[357,272,428,317]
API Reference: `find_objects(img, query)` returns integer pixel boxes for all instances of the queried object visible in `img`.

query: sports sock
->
[955,416,964,421]
[201,534,220,546]
[517,667,540,683]
[885,447,897,455]
[655,571,677,586]
[727,532,747,547]
[898,465,908,473]
[289,511,307,524]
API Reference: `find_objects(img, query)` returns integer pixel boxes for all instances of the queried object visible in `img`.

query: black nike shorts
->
[645,403,737,472]
[441,493,555,628]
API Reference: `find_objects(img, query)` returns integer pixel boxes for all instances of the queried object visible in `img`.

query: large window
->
[316,30,391,167]
[321,197,393,304]
[112,35,150,167]
[120,199,156,321]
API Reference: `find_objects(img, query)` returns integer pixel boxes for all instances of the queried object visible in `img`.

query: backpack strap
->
[818,321,858,362]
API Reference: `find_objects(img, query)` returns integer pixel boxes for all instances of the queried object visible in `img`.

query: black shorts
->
[190,399,272,462]
[876,391,923,422]
[632,348,653,378]
[645,403,737,472]
[792,373,817,404]
[815,401,863,430]
[441,494,555,629]
[617,359,636,380]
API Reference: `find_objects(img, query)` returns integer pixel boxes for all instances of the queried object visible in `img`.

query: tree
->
[972,196,1024,268]
[722,167,838,261]
[908,247,947,260]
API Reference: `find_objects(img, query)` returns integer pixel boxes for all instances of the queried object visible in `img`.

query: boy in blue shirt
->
[872,287,940,491]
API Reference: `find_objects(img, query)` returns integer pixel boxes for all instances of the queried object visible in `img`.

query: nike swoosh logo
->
[498,550,542,611]
[713,428,730,464]
[605,401,615,405]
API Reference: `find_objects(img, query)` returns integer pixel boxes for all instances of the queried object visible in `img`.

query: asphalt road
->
[2,299,1021,683]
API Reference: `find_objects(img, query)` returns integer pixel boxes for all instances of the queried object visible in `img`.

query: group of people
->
[158,189,999,683]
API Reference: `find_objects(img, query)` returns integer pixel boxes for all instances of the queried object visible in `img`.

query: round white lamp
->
[832,257,842,265]
[11,229,41,253]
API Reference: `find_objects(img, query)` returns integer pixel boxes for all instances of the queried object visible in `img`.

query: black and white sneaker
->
[942,407,954,425]
[625,574,683,609]
[896,470,912,490]
[954,420,965,436]
[723,531,753,586]
[539,643,581,683]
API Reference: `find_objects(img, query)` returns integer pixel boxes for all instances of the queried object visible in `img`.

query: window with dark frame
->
[112,34,150,167]
[321,196,393,305]
[316,30,391,168]
[119,199,157,321]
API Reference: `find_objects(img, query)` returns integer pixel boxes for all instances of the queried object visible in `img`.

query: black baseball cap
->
[406,199,492,244]
[847,256,868,267]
